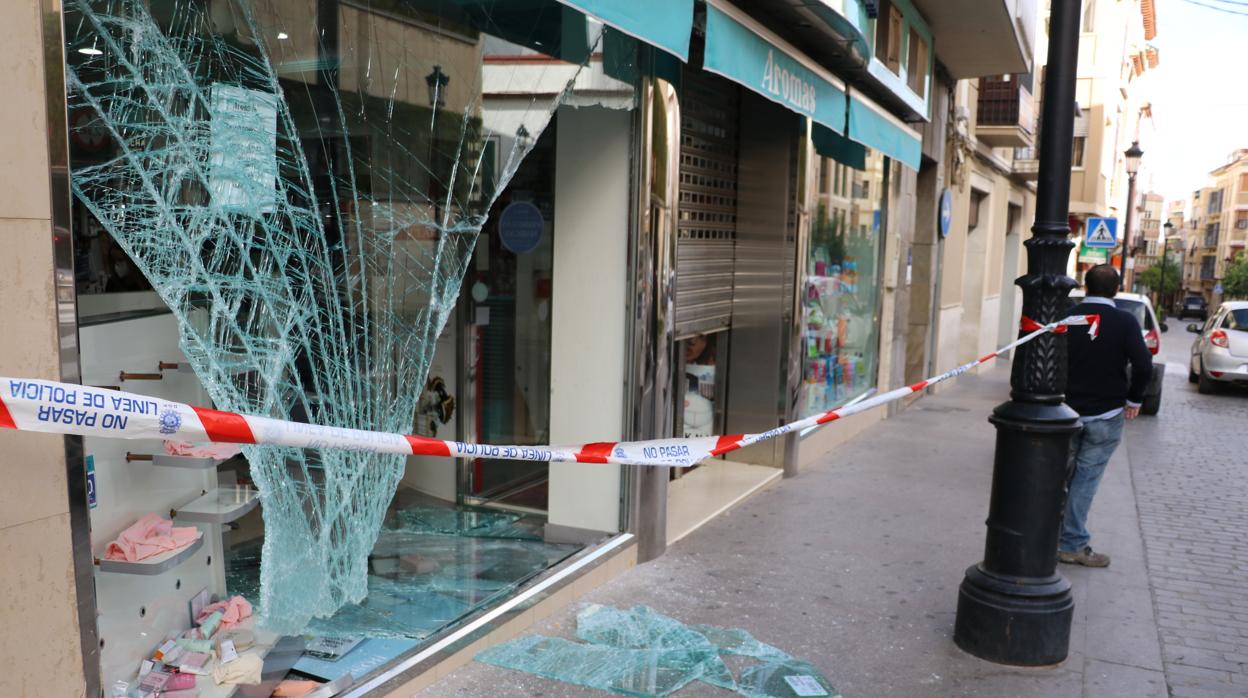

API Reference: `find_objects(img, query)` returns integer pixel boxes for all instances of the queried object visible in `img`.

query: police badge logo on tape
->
[158,406,182,435]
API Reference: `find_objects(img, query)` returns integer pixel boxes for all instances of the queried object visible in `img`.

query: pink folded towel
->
[164,440,243,459]
[196,595,253,631]
[104,514,202,562]
[273,679,324,697]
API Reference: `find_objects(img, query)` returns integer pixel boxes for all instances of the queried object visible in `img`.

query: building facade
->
[1,0,1036,695]
[1174,149,1248,305]
[1027,0,1159,282]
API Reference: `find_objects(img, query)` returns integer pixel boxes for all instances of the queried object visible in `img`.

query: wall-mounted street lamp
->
[426,65,449,109]
[1119,140,1144,289]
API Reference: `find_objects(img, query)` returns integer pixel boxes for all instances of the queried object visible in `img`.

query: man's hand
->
[1124,404,1140,420]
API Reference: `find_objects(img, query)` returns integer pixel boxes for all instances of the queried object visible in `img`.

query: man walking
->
[1059,264,1153,567]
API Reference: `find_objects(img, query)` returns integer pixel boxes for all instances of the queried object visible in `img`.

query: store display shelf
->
[173,488,259,524]
[128,452,227,469]
[97,536,204,575]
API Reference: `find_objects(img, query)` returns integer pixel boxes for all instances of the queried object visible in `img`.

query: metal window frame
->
[42,0,101,694]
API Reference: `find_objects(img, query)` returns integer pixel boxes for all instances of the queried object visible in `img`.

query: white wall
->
[546,105,630,534]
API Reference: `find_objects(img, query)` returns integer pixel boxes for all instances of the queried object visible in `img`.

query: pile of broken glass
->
[477,604,841,698]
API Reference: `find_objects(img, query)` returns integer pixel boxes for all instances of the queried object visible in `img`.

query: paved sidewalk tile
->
[420,366,1165,697]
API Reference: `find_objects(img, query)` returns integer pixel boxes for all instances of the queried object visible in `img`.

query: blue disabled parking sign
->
[1084,217,1118,248]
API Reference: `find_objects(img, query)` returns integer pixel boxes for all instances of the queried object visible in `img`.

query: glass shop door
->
[458,121,556,514]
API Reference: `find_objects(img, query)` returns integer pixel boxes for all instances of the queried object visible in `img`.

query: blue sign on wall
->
[498,201,544,254]
[86,455,97,509]
[938,189,953,239]
[1084,217,1118,249]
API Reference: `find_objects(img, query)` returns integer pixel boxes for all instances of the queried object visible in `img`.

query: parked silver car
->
[1188,301,1248,394]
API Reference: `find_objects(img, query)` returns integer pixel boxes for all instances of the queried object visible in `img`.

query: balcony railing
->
[976,75,1036,148]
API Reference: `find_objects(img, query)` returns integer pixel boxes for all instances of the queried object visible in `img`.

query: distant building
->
[1178,149,1248,304]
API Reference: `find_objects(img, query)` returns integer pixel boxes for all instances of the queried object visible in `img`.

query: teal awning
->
[703,0,847,134]
[848,91,922,170]
[556,0,694,61]
[812,123,866,170]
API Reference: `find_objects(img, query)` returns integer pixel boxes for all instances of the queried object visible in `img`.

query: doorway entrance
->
[459,119,557,514]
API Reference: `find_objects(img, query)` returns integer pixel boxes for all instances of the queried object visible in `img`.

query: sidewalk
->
[420,364,1166,697]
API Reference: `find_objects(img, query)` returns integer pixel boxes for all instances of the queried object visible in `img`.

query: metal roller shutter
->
[675,68,739,337]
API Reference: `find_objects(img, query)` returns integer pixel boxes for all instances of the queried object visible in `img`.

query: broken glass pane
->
[577,605,736,690]
[226,525,579,639]
[736,660,841,698]
[391,505,532,540]
[476,635,714,698]
[480,605,842,698]
[689,624,792,663]
[65,0,616,633]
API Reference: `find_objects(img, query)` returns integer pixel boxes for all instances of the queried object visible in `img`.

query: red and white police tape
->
[0,315,1098,468]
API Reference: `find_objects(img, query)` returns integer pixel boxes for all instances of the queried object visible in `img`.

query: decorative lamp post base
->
[955,565,1074,666]
[954,399,1079,665]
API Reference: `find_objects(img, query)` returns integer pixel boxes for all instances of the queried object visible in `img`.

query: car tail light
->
[1144,329,1160,355]
[1211,330,1229,348]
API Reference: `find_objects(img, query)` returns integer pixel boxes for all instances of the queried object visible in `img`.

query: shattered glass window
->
[65,0,634,634]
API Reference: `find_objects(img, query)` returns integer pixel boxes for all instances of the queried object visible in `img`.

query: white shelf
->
[97,535,204,575]
[173,488,260,524]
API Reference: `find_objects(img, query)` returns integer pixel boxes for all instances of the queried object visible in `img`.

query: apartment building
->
[1178,149,1248,304]
[1128,191,1166,288]
[1025,0,1158,282]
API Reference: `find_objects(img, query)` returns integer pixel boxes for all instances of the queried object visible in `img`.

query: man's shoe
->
[1057,547,1110,568]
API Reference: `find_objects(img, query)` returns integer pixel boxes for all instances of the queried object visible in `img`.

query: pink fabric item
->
[196,595,253,631]
[103,514,202,562]
[273,679,323,696]
[164,440,243,459]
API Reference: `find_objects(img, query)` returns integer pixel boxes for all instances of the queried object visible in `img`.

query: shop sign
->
[498,201,544,254]
[1078,244,1109,263]
[939,189,952,238]
[703,2,847,134]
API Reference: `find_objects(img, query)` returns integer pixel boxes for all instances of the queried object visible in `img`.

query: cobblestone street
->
[1128,326,1248,697]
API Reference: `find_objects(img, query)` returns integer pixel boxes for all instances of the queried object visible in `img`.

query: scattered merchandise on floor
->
[476,604,842,698]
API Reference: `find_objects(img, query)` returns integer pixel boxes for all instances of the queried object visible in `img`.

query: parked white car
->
[1187,301,1248,394]
[1067,291,1166,415]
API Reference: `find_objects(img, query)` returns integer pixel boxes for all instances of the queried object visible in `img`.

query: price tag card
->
[218,638,239,665]
[783,675,829,697]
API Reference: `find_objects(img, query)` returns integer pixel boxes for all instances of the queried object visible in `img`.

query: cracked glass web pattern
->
[65,0,607,632]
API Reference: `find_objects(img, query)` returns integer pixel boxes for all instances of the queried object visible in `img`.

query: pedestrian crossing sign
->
[1084,217,1118,248]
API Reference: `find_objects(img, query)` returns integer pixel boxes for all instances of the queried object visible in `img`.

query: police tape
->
[0,315,1098,468]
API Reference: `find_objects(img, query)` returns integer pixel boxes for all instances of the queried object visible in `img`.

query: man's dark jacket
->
[1065,299,1153,416]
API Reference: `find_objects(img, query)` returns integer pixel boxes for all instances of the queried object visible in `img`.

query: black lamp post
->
[1160,221,1173,315]
[1119,141,1144,289]
[953,0,1083,666]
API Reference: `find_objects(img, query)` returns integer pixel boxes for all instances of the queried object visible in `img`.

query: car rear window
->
[1113,299,1154,330]
[1225,309,1248,331]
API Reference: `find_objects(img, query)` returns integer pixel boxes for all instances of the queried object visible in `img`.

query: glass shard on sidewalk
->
[476,604,838,697]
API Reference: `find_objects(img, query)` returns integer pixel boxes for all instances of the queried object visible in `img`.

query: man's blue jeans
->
[1059,412,1125,554]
